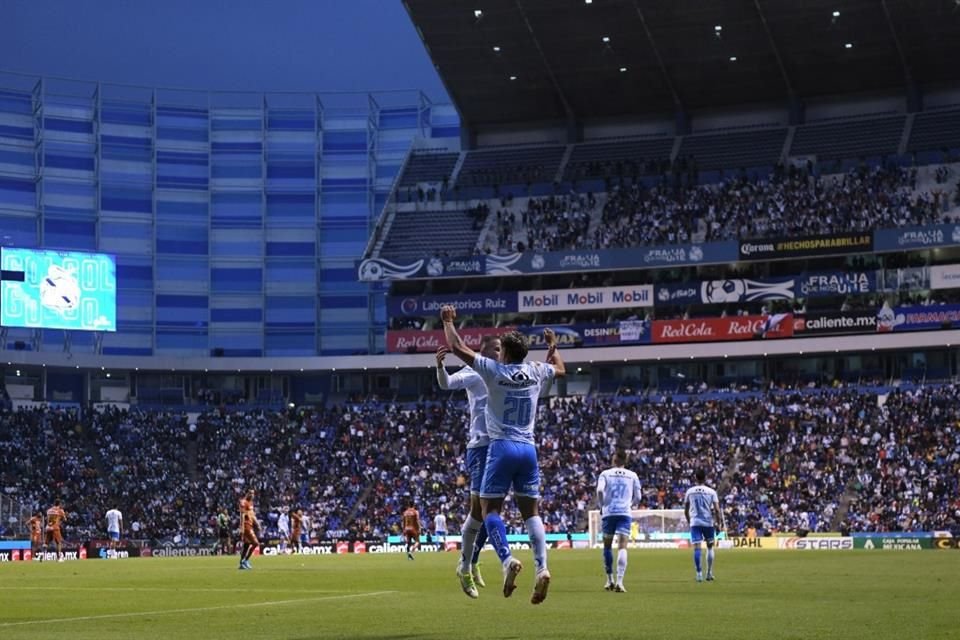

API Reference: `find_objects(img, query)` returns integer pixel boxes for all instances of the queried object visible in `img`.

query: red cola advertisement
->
[652,314,794,344]
[386,327,511,353]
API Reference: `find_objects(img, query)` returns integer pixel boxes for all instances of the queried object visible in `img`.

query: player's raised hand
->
[441,304,457,323]
[436,346,450,366]
[543,327,557,348]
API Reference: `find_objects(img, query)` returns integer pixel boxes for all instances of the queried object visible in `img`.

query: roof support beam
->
[753,0,796,100]
[880,0,921,112]
[514,0,576,126]
[630,1,684,116]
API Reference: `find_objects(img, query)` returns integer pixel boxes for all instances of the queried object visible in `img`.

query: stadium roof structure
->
[403,0,960,128]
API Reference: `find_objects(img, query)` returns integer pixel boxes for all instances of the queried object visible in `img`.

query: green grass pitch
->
[1,549,956,639]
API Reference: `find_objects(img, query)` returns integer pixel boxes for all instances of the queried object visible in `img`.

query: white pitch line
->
[0,590,396,628]
[0,586,345,594]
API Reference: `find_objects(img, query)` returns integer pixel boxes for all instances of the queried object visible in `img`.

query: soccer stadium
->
[1,1,959,638]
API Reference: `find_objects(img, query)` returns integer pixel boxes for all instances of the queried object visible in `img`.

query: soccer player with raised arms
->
[441,304,565,605]
[684,468,724,582]
[596,449,642,592]
[436,334,502,598]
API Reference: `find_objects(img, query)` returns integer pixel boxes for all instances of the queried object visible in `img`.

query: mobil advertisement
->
[652,314,794,344]
[517,285,653,313]
[876,304,960,332]
[386,327,507,353]
[797,271,876,297]
[386,292,517,317]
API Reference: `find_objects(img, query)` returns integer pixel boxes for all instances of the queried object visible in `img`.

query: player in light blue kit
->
[684,468,724,582]
[441,304,565,605]
[596,449,642,592]
[436,335,502,599]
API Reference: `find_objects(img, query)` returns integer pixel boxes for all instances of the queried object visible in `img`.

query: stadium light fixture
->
[832,10,840,17]
[493,45,501,52]
[509,75,517,80]
[474,9,482,18]
[602,36,610,43]
[619,66,627,72]
[729,56,738,62]
[714,25,722,32]
[585,0,592,4]
[106,372,110,378]
[845,42,853,49]
[15,370,19,376]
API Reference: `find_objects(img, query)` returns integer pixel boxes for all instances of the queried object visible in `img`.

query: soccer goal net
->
[587,509,688,549]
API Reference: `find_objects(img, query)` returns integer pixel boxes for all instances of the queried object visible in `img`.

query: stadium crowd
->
[490,165,951,254]
[1,384,958,543]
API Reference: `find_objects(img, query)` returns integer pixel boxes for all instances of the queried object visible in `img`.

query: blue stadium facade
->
[0,71,459,357]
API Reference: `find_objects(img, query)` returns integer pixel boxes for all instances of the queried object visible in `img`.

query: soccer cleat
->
[502,558,522,598]
[471,563,486,588]
[706,573,715,582]
[531,569,551,605]
[407,552,414,561]
[457,566,479,599]
[614,583,627,593]
[696,571,703,583]
[604,579,614,591]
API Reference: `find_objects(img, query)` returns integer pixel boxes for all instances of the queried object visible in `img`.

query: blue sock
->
[472,523,488,565]
[483,513,512,564]
[694,546,702,572]
[603,547,613,575]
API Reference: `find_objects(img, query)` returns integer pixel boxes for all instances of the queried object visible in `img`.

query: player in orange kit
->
[401,502,421,561]
[44,499,67,562]
[26,511,43,560]
[289,506,303,554]
[238,490,260,570]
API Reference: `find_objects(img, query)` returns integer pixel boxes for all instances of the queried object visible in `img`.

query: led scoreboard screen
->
[0,248,117,332]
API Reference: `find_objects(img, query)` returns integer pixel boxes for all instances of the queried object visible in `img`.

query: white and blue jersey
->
[473,356,554,445]
[472,355,555,499]
[106,508,122,541]
[438,365,490,493]
[437,366,490,450]
[684,484,720,543]
[597,466,641,537]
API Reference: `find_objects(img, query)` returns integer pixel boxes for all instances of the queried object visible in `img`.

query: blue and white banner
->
[874,224,960,252]
[423,255,487,278]
[358,257,424,281]
[655,278,794,305]
[360,241,738,281]
[797,271,876,297]
[877,303,960,332]
[387,292,517,317]
[359,225,960,282]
